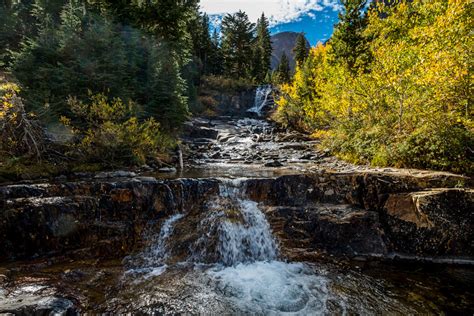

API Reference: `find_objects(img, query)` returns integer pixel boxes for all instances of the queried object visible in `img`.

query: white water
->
[144,213,184,265]
[209,261,329,315]
[128,179,331,313]
[248,85,273,116]
[202,180,329,313]
[124,180,327,313]
[189,179,278,265]
[216,180,278,266]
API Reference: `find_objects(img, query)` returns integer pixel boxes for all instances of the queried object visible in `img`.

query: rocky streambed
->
[0,116,473,314]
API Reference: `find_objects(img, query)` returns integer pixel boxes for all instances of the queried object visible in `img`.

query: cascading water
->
[213,179,278,265]
[247,85,273,116]
[187,178,278,265]
[120,179,418,315]
[204,179,330,314]
[125,213,184,277]
[217,199,278,265]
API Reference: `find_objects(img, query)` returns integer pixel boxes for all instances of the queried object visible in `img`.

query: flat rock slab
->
[264,204,387,259]
[0,171,471,262]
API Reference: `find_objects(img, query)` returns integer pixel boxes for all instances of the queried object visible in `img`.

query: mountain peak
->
[271,32,310,71]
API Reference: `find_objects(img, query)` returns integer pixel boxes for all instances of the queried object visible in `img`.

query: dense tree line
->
[0,0,278,171]
[275,0,473,173]
[1,0,199,129]
[1,2,276,123]
[0,0,205,169]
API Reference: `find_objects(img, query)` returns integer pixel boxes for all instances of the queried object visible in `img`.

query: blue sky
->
[201,0,342,45]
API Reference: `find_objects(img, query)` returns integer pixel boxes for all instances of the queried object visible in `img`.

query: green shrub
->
[395,122,473,174]
[62,93,174,166]
[0,81,47,161]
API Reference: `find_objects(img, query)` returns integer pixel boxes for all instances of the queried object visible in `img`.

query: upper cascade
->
[247,85,274,116]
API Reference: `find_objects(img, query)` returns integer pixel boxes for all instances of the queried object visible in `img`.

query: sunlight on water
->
[218,199,278,265]
[119,179,424,314]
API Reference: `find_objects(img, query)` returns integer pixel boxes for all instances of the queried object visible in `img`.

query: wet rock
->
[55,175,68,181]
[0,284,78,314]
[183,124,218,140]
[140,164,154,172]
[158,167,177,173]
[94,171,137,178]
[280,144,309,150]
[210,152,222,159]
[265,204,387,259]
[62,269,86,282]
[0,178,220,261]
[264,161,283,167]
[300,153,317,160]
[382,188,474,257]
[191,138,215,145]
[245,172,473,260]
[217,133,233,143]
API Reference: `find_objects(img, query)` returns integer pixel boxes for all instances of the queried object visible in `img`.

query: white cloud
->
[200,0,342,25]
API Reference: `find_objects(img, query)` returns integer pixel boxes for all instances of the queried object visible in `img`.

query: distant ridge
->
[270,31,310,71]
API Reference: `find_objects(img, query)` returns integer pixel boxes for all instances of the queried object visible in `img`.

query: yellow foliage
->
[274,0,473,173]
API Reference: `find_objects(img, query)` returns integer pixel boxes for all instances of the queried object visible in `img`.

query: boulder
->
[264,160,284,167]
[0,284,78,314]
[245,171,473,260]
[182,123,219,140]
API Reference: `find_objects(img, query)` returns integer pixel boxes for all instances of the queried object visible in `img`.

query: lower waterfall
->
[122,179,332,314]
[120,179,417,315]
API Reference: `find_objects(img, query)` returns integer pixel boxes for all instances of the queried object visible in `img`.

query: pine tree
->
[329,0,369,72]
[252,13,272,83]
[276,52,291,84]
[208,29,223,75]
[221,10,255,79]
[293,33,309,67]
[89,0,200,65]
[11,1,190,129]
[0,1,39,67]
[188,12,213,75]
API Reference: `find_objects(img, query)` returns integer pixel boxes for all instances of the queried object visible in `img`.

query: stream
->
[1,87,473,314]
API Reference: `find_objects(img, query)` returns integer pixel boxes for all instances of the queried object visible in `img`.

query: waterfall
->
[127,178,278,270]
[247,85,273,116]
[124,179,330,314]
[189,179,279,265]
[206,180,329,314]
[142,213,184,266]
